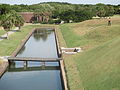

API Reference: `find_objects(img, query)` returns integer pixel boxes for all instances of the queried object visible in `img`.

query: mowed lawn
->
[0,24,55,56]
[58,16,120,90]
[0,25,37,56]
[60,17,120,49]
[0,29,6,36]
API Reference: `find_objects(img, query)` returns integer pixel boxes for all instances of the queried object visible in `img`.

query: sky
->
[0,0,119,5]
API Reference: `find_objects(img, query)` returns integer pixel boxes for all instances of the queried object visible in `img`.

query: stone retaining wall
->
[54,27,69,90]
[0,61,8,78]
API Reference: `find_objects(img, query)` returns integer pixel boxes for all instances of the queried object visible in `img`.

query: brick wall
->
[20,12,34,23]
[19,12,50,23]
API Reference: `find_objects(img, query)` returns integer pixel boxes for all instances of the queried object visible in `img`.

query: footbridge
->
[8,57,62,62]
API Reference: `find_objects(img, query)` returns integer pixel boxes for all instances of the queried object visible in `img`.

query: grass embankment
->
[0,24,53,56]
[58,17,120,90]
[0,26,18,36]
[60,18,120,49]
[0,29,6,36]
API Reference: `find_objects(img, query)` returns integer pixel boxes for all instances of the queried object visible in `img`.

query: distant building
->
[19,12,34,23]
[19,12,51,23]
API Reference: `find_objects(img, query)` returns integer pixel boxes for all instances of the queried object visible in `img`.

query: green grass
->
[60,17,120,50]
[63,37,120,90]
[0,24,56,56]
[60,24,82,47]
[0,15,120,90]
[0,26,17,36]
[58,17,120,90]
[77,37,120,90]
[112,15,120,18]
[0,29,6,36]
[57,26,85,90]
[0,25,43,56]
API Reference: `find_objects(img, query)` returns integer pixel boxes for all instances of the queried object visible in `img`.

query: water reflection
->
[0,61,63,90]
[33,29,52,41]
[9,61,59,68]
[8,61,60,72]
[17,28,58,58]
[0,28,63,90]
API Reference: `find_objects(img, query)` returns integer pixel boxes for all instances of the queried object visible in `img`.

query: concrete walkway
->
[0,27,19,41]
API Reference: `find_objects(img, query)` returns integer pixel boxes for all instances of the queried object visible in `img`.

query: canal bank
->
[0,26,69,90]
[11,26,69,90]
[54,27,69,90]
[0,61,8,78]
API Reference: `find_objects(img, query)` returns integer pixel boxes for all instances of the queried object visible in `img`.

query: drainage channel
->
[0,28,65,90]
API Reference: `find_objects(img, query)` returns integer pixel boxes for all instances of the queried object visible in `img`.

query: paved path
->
[0,27,19,41]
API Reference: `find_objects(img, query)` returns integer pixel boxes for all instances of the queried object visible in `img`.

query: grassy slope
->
[0,24,56,56]
[0,27,17,36]
[0,25,47,56]
[0,29,6,36]
[59,16,120,90]
[60,17,120,50]
[75,37,120,90]
[56,26,84,90]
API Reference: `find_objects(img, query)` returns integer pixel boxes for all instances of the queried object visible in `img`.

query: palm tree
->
[1,14,14,39]
[14,15,24,30]
[10,10,24,30]
[0,10,24,39]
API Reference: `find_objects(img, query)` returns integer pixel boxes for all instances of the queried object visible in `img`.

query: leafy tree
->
[14,14,24,30]
[105,5,115,17]
[59,10,93,23]
[11,5,22,12]
[73,10,93,22]
[0,14,14,39]
[52,10,60,19]
[10,10,24,30]
[59,10,74,23]
[0,4,11,15]
[96,3,106,17]
[114,5,120,14]
[0,10,24,39]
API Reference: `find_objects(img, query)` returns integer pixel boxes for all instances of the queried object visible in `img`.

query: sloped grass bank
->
[0,25,46,56]
[0,29,6,36]
[60,18,120,50]
[59,17,120,90]
[74,37,120,90]
[56,27,83,90]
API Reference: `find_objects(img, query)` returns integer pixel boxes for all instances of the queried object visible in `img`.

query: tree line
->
[0,4,24,39]
[0,2,120,24]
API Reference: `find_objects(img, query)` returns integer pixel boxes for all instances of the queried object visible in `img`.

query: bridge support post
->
[41,62,45,69]
[9,61,15,68]
[23,61,28,69]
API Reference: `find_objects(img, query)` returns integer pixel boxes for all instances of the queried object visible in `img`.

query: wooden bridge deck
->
[8,57,62,62]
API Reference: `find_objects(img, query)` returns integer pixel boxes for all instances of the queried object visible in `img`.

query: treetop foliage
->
[0,2,120,23]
